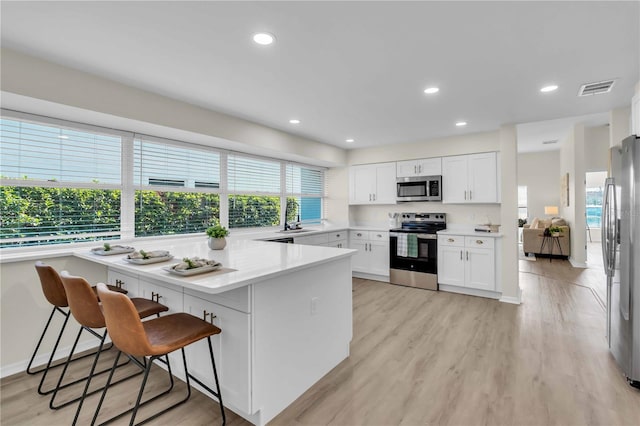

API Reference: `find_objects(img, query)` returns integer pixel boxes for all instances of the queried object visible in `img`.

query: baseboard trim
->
[352,272,389,282]
[1,338,109,379]
[438,284,501,300]
[569,257,587,268]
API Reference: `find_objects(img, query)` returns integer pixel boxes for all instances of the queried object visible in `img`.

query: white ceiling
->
[1,1,638,151]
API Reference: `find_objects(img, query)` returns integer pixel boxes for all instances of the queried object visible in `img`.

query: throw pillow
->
[538,219,551,229]
[552,218,567,226]
[530,217,539,229]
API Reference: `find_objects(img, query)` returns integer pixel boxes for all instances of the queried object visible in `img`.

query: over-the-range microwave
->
[396,175,442,202]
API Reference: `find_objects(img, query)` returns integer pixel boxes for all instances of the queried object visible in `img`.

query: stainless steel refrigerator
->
[602,134,640,388]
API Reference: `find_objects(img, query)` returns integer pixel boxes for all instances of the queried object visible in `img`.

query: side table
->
[539,234,563,262]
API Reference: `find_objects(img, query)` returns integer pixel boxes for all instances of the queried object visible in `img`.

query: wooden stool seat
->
[54,272,168,425]
[95,283,226,425]
[28,262,128,396]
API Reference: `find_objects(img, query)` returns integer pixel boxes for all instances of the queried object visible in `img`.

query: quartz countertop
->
[437,229,503,238]
[73,236,356,295]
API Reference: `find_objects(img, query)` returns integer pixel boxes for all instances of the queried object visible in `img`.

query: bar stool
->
[55,271,168,425]
[94,282,226,426]
[28,261,128,395]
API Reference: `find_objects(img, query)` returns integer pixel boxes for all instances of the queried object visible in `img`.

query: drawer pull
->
[357,233,362,237]
[448,238,454,243]
[336,234,341,238]
[203,310,217,324]
[376,234,382,238]
[476,240,484,245]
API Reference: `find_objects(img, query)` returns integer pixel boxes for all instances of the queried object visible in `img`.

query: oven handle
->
[389,232,437,240]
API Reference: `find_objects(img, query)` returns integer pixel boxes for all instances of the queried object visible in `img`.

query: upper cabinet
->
[349,162,396,205]
[396,157,442,177]
[442,152,500,203]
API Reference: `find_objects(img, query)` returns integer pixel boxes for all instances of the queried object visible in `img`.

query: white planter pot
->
[208,237,227,250]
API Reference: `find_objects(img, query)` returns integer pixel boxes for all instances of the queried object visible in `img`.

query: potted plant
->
[206,225,229,250]
[548,226,563,237]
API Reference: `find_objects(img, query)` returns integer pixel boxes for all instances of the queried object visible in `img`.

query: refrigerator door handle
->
[602,178,617,277]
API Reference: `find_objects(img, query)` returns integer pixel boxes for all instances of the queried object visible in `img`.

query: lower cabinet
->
[349,230,389,276]
[183,294,251,414]
[106,269,139,296]
[438,235,496,292]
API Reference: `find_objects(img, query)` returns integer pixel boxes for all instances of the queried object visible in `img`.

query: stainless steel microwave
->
[396,175,442,202]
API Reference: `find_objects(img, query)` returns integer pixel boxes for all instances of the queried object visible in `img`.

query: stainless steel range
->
[389,213,446,291]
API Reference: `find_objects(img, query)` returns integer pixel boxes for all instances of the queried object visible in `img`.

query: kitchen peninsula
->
[73,237,355,426]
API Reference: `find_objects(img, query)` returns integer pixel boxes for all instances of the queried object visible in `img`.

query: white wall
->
[584,125,610,172]
[517,150,560,221]
[559,124,587,266]
[0,257,108,376]
[0,48,347,167]
[610,106,632,148]
[499,125,520,303]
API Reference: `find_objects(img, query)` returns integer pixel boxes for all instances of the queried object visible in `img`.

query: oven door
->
[389,232,438,274]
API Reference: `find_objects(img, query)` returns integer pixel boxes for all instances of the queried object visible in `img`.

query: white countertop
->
[437,229,503,238]
[74,236,356,295]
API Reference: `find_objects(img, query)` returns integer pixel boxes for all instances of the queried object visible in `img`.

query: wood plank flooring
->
[3,256,640,425]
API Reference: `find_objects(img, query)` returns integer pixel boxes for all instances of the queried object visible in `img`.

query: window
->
[227,154,281,229]
[1,111,326,248]
[133,136,220,236]
[0,117,122,247]
[286,164,323,224]
[517,186,528,220]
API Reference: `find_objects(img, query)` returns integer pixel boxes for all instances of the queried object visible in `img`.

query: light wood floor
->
[3,256,640,425]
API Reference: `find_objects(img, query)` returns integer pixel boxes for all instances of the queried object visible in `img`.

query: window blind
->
[0,117,122,246]
[286,164,324,223]
[133,136,221,236]
[0,118,121,185]
[228,154,281,228]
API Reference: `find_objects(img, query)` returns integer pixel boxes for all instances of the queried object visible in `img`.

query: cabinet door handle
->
[466,251,469,261]
[414,165,417,174]
[373,194,376,201]
[476,240,484,245]
[470,190,472,200]
[376,234,382,238]
[418,165,422,174]
[464,190,467,200]
[369,194,372,201]
[115,279,124,289]
[203,310,217,324]
[460,250,463,260]
[448,238,454,243]
[151,291,162,302]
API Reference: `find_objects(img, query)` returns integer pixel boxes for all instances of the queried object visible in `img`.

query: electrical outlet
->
[311,297,319,315]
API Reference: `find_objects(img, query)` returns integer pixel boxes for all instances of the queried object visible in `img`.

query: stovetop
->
[391,212,446,234]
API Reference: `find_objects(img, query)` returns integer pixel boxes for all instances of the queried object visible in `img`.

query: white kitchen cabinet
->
[349,230,389,277]
[438,234,496,292]
[349,162,396,205]
[442,152,499,203]
[294,233,329,246]
[183,293,251,414]
[106,269,139,296]
[327,231,348,248]
[396,157,442,177]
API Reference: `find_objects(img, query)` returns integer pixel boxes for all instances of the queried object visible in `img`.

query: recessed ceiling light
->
[540,84,558,93]
[253,32,275,45]
[345,138,355,143]
[424,87,439,94]
[455,121,467,127]
[289,119,300,124]
[58,135,69,139]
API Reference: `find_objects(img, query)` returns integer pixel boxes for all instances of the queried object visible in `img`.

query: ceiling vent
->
[578,79,616,96]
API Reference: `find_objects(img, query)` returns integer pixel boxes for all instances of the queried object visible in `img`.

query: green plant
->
[103,242,111,251]
[518,218,527,228]
[206,225,229,239]
[549,226,563,234]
